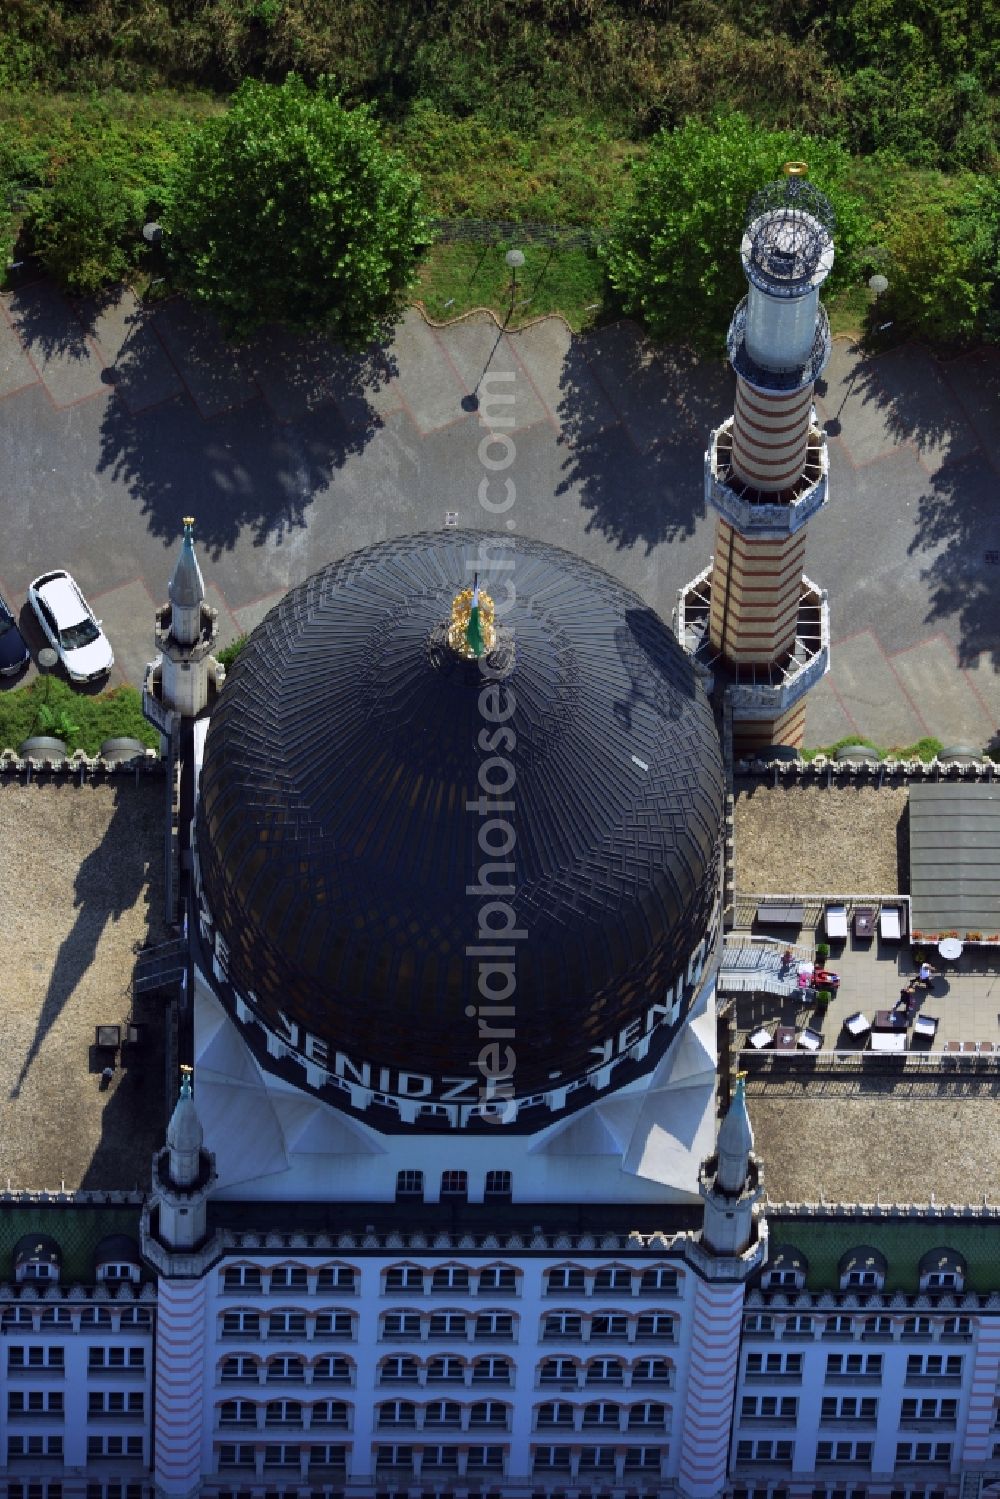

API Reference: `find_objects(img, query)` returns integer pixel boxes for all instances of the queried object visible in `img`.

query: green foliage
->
[603,115,871,353]
[164,76,428,341]
[216,633,249,671]
[879,178,998,344]
[0,678,158,756]
[416,242,606,332]
[26,157,142,293]
[802,735,946,761]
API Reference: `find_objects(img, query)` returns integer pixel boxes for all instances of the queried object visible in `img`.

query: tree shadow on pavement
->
[553,327,729,555]
[907,448,1000,669]
[833,343,981,471]
[95,312,397,559]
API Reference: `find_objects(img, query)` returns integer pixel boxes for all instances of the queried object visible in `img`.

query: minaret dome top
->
[741,174,835,300]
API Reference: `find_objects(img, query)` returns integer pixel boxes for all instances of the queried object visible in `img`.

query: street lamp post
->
[505,249,525,307]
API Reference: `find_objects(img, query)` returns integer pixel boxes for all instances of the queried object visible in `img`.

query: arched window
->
[583,1401,621,1427]
[376,1399,416,1428]
[426,1356,465,1383]
[379,1356,420,1385]
[471,1355,512,1384]
[423,1399,462,1427]
[546,1264,585,1294]
[535,1400,575,1428]
[469,1399,509,1428]
[585,1356,625,1385]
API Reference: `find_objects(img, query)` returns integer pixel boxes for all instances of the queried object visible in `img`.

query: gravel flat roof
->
[0,780,168,1190]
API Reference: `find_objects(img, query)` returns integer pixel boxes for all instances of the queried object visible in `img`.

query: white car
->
[28,570,114,683]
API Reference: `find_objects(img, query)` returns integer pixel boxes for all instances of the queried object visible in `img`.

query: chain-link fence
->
[429,217,603,251]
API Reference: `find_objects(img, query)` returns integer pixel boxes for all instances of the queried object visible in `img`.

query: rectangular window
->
[478,1265,517,1294]
[484,1169,512,1201]
[317,1265,356,1292]
[640,1267,678,1295]
[270,1266,307,1291]
[395,1170,424,1202]
[384,1266,423,1293]
[440,1170,468,1201]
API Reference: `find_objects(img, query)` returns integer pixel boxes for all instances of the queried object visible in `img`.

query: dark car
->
[0,590,30,676]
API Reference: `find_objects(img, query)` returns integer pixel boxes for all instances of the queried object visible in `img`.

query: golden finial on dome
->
[447,573,496,659]
[783,161,809,177]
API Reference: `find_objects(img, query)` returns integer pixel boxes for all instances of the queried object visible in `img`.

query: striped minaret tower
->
[677,1078,766,1498]
[700,164,834,751]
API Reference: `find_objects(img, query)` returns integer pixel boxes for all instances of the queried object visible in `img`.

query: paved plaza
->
[1,279,998,747]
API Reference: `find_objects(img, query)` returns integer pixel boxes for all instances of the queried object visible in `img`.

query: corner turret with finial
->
[142,1067,221,1273]
[699,1074,764,1258]
[145,516,221,723]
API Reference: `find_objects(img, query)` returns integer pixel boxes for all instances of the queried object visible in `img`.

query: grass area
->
[0,677,159,756]
[216,633,248,671]
[416,242,606,331]
[801,736,946,762]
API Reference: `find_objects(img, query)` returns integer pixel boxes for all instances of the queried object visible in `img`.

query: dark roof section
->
[197,531,723,1095]
[768,1242,808,1274]
[918,1247,967,1278]
[839,1245,888,1277]
[13,1233,61,1269]
[94,1234,141,1268]
[909,784,1000,933]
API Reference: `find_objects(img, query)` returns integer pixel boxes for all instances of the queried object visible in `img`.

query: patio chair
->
[748,1027,772,1051]
[825,903,848,939]
[879,904,904,941]
[845,1011,871,1038]
[912,1014,938,1040]
[797,1027,823,1052]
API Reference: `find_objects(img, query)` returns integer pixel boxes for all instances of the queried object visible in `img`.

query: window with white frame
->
[543,1311,583,1339]
[223,1265,262,1293]
[864,1316,892,1337]
[380,1356,419,1385]
[826,1353,882,1379]
[220,1356,256,1382]
[484,1169,512,1201]
[593,1267,632,1293]
[222,1309,260,1338]
[80,1306,113,1328]
[317,1265,356,1292]
[824,1315,854,1336]
[9,1346,64,1370]
[85,1436,143,1460]
[842,1267,883,1290]
[639,1265,678,1295]
[440,1170,468,1201]
[219,1399,256,1426]
[903,1316,933,1338]
[744,1313,774,1334]
[262,1442,300,1467]
[539,1357,577,1386]
[376,1443,414,1469]
[472,1355,511,1384]
[764,1269,800,1289]
[582,1401,620,1427]
[313,1355,351,1383]
[97,1262,139,1285]
[905,1354,962,1380]
[87,1390,144,1416]
[40,1306,71,1327]
[636,1312,675,1340]
[314,1309,353,1337]
[942,1316,971,1337]
[268,1310,306,1338]
[395,1170,424,1202]
[536,1401,575,1428]
[579,1446,616,1470]
[742,1395,798,1421]
[633,1356,673,1385]
[421,1444,459,1470]
[264,1399,302,1427]
[309,1398,349,1428]
[746,1352,804,1377]
[469,1399,508,1428]
[7,1436,63,1460]
[467,1444,505,1470]
[218,1443,254,1469]
[533,1446,572,1471]
[478,1264,517,1294]
[382,1310,421,1338]
[377,1400,416,1428]
[628,1401,668,1429]
[736,1439,794,1464]
[269,1266,308,1291]
[385,1265,424,1294]
[427,1356,465,1383]
[900,1398,958,1423]
[785,1314,813,1334]
[546,1265,585,1294]
[307,1444,347,1470]
[585,1356,625,1385]
[895,1441,953,1465]
[8,1391,64,1416]
[624,1448,664,1471]
[821,1395,878,1422]
[428,1311,466,1338]
[816,1440,873,1464]
[475,1310,514,1339]
[264,1355,304,1383]
[423,1399,461,1427]
[590,1313,630,1340]
[3,1306,35,1326]
[431,1265,470,1293]
[118,1307,151,1329]
[924,1272,960,1290]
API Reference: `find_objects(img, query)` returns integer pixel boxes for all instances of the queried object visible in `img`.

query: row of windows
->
[221,1260,679,1297]
[221,1308,354,1339]
[8,1390,145,1418]
[744,1313,971,1338]
[532,1447,664,1473]
[8,1346,145,1372]
[396,1169,512,1202]
[365,1308,677,1342]
[764,1268,964,1293]
[736,1440,954,1468]
[744,1352,963,1380]
[7,1434,145,1461]
[1,1306,150,1330]
[218,1443,345,1470]
[221,1355,350,1385]
[740,1395,958,1424]
[4,1487,148,1499]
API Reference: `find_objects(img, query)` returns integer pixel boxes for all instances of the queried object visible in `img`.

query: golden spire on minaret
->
[447,574,496,659]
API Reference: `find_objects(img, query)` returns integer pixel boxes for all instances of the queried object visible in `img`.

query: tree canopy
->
[164,76,428,342]
[603,115,871,354]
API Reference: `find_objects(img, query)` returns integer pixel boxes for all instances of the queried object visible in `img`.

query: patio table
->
[938,937,963,961]
[874,1009,908,1033]
[870,1030,906,1053]
[774,1026,797,1051]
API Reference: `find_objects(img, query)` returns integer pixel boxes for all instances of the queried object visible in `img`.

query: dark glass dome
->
[197,532,723,1097]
